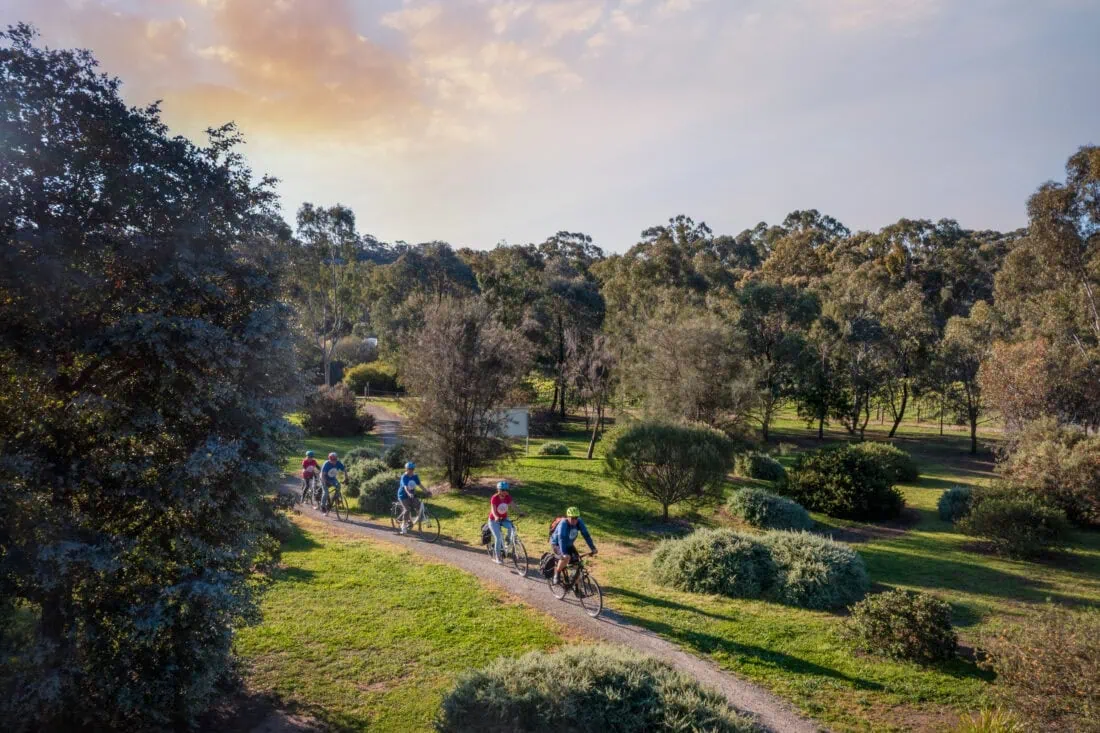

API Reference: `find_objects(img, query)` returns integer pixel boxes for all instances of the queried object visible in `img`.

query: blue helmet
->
[405,461,416,469]
[497,481,509,491]
[306,450,315,458]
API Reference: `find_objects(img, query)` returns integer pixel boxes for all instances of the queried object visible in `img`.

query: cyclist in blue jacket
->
[397,461,423,534]
[550,506,596,585]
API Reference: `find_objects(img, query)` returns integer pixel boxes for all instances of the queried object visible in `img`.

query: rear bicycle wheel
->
[302,482,314,508]
[416,511,441,543]
[578,572,603,618]
[334,494,349,521]
[390,503,403,531]
[510,538,528,575]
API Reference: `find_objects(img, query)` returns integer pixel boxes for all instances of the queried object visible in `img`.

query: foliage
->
[435,645,757,733]
[331,335,377,366]
[980,605,1100,732]
[538,441,571,456]
[0,26,299,731]
[528,407,562,436]
[998,419,1100,526]
[343,361,400,395]
[958,483,1071,558]
[604,421,737,520]
[937,486,973,523]
[383,442,415,470]
[736,452,787,482]
[844,590,958,663]
[759,531,869,610]
[849,441,920,483]
[651,529,775,598]
[344,446,382,464]
[726,488,813,531]
[403,298,530,488]
[949,710,1026,733]
[346,458,389,497]
[301,383,375,437]
[781,445,905,520]
[356,470,404,513]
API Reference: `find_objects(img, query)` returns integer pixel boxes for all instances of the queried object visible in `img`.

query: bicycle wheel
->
[301,482,313,508]
[577,572,603,618]
[334,494,349,521]
[549,565,569,600]
[390,503,403,531]
[415,510,441,543]
[510,538,528,575]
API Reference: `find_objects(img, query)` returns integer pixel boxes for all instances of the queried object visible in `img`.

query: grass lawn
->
[284,413,383,473]
[236,516,565,732]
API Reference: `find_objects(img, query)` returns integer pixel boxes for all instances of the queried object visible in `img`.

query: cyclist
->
[550,506,596,585]
[301,450,320,497]
[319,452,346,515]
[397,461,423,534]
[488,481,516,565]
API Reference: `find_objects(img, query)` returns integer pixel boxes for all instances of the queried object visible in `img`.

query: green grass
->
[236,517,564,732]
[285,412,383,473]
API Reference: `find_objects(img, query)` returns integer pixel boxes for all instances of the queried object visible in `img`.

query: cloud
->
[532,0,604,44]
[814,0,943,32]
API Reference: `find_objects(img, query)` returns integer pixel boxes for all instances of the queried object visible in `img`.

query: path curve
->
[285,478,821,733]
[360,402,403,448]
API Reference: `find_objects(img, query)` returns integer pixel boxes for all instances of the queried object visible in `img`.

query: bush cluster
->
[958,483,1070,558]
[343,361,400,394]
[726,488,813,531]
[301,384,375,437]
[781,445,905,520]
[998,419,1100,527]
[736,452,786,482]
[845,589,957,663]
[937,485,973,523]
[344,446,382,465]
[538,441,571,456]
[357,470,403,513]
[383,442,415,470]
[435,645,757,733]
[980,604,1099,731]
[849,442,920,483]
[346,458,389,500]
[650,529,868,609]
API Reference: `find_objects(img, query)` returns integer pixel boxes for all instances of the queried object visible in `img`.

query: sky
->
[4,0,1100,251]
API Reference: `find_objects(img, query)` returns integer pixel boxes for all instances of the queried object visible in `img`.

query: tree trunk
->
[587,405,602,460]
[859,395,871,440]
[550,383,559,413]
[662,502,670,521]
[939,390,945,436]
[559,378,567,419]
[818,414,824,440]
[970,415,978,455]
[888,382,908,438]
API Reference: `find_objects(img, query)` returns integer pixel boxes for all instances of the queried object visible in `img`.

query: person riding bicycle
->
[301,450,320,495]
[397,461,423,534]
[319,452,346,515]
[488,481,516,565]
[550,506,596,585]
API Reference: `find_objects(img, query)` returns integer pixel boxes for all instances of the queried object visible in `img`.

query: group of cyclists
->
[301,450,597,583]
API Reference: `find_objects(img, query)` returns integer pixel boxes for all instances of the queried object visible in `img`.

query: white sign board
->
[500,408,529,438]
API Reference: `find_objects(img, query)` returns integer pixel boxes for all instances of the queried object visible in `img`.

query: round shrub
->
[850,441,920,483]
[845,589,957,663]
[736,452,786,482]
[937,485,973,523]
[343,361,399,394]
[435,645,757,733]
[958,484,1070,558]
[727,488,813,531]
[998,419,1100,527]
[344,446,382,465]
[357,470,403,513]
[651,529,775,598]
[782,445,905,520]
[346,458,388,494]
[301,384,374,437]
[383,442,415,470]
[538,441,571,456]
[759,531,869,610]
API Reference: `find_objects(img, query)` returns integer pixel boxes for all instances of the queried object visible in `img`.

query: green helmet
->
[565,506,580,518]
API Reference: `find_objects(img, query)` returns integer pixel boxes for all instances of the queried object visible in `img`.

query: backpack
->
[480,522,492,546]
[548,516,564,541]
[538,552,556,579]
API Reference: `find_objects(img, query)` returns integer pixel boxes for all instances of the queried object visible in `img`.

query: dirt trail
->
[361,402,403,448]
[286,478,821,733]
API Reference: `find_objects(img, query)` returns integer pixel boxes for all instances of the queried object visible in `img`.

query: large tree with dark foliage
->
[0,26,298,732]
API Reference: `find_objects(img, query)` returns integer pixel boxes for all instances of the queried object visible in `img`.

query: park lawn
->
[393,416,1100,732]
[235,516,565,732]
[284,412,383,474]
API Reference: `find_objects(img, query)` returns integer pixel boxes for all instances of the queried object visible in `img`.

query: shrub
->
[357,470,403,513]
[958,483,1070,558]
[605,421,736,521]
[301,384,374,437]
[777,442,798,456]
[651,529,775,598]
[727,488,813,531]
[980,605,1099,731]
[538,441,571,456]
[435,645,757,733]
[850,441,920,483]
[938,485,973,523]
[343,484,360,499]
[998,419,1100,527]
[949,709,1026,733]
[344,446,382,465]
[383,442,415,470]
[759,531,869,610]
[343,361,399,395]
[529,407,561,437]
[346,458,389,496]
[736,452,786,482]
[332,335,377,366]
[845,589,957,663]
[781,445,904,520]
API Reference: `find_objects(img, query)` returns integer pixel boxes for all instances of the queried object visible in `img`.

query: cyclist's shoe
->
[493,554,503,565]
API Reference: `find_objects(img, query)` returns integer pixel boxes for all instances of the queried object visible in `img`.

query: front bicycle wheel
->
[390,503,403,531]
[334,494,349,521]
[301,483,313,508]
[415,511,441,543]
[549,566,569,600]
[510,538,528,575]
[578,572,603,618]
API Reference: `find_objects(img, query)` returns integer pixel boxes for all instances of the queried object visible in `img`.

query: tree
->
[941,302,997,453]
[876,282,936,437]
[403,298,530,489]
[0,26,298,730]
[794,316,846,439]
[566,330,616,459]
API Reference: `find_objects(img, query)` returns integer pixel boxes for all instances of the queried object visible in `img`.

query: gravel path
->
[360,402,403,448]
[287,478,821,733]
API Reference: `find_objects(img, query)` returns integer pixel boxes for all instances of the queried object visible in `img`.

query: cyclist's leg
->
[399,498,415,531]
[488,519,503,560]
[552,544,570,582]
[501,518,514,549]
[321,481,331,511]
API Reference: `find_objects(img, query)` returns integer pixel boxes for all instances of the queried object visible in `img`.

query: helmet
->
[405,461,416,470]
[496,481,509,491]
[306,450,315,458]
[328,452,338,460]
[565,506,580,518]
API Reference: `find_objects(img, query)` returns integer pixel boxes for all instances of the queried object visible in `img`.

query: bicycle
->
[300,474,320,508]
[545,551,603,618]
[390,498,441,543]
[485,518,528,575]
[322,483,349,521]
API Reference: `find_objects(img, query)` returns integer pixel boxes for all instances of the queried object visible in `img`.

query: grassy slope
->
[400,415,1100,732]
[236,517,564,732]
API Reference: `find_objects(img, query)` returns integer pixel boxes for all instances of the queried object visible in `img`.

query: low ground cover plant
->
[845,589,957,663]
[736,452,786,482]
[781,445,904,520]
[760,531,869,610]
[938,485,973,523]
[538,441,571,456]
[727,488,813,531]
[435,645,758,733]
